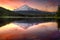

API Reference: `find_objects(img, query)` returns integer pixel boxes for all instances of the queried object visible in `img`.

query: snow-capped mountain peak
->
[14,5,38,11]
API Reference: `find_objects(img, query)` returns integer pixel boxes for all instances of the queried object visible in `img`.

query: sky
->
[0,0,59,12]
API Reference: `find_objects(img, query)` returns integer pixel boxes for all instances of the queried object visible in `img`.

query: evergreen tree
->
[57,5,60,17]
[57,5,60,29]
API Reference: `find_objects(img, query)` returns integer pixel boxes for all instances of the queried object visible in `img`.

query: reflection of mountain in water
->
[14,23,36,29]
[13,18,56,29]
[13,18,56,23]
[0,18,56,27]
[0,21,58,40]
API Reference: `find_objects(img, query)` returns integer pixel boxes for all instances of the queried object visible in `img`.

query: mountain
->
[0,6,56,17]
[0,7,25,26]
[0,7,24,16]
[0,7,10,16]
[14,5,39,11]
[14,5,56,17]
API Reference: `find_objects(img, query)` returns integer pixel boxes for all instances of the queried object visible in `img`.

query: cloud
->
[0,0,59,12]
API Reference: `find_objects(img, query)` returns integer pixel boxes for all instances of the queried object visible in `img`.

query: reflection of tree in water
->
[0,18,56,27]
[0,18,24,27]
[57,5,60,29]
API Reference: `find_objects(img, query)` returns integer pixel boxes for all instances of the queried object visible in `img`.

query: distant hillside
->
[0,7,24,16]
[0,6,56,17]
[14,5,56,17]
[14,11,56,17]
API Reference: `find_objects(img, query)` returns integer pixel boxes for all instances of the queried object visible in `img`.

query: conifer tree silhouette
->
[57,5,60,17]
[57,5,60,29]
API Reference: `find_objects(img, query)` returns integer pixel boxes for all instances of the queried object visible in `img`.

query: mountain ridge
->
[13,5,56,15]
[14,5,40,11]
[0,6,56,17]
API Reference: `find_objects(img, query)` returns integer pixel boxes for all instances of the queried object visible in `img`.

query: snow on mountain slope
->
[14,5,39,11]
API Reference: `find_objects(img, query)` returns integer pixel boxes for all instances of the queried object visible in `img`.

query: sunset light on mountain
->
[0,0,59,12]
[0,0,59,40]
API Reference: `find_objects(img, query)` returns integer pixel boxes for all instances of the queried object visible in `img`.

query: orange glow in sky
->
[0,0,58,12]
